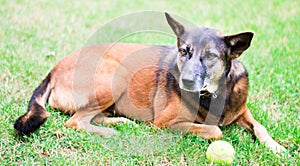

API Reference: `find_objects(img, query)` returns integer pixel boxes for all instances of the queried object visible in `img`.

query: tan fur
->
[48,43,150,114]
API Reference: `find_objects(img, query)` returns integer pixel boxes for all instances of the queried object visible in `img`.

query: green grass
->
[0,0,299,165]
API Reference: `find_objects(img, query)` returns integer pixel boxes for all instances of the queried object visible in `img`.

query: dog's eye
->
[179,48,187,56]
[207,54,217,59]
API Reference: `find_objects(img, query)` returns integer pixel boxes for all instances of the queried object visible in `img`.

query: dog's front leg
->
[170,121,222,140]
[153,88,222,140]
[236,109,286,153]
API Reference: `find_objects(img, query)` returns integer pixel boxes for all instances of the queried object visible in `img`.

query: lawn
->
[0,0,299,165]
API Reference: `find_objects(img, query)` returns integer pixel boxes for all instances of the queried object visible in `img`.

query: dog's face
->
[165,13,253,93]
[175,28,228,93]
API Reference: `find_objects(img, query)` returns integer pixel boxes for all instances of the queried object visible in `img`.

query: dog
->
[14,13,285,153]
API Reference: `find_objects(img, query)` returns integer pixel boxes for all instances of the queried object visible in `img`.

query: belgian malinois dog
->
[14,13,285,152]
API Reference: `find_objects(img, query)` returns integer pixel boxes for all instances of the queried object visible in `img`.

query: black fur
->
[14,73,51,135]
[199,95,211,110]
[166,71,181,98]
[225,60,232,77]
[14,104,48,135]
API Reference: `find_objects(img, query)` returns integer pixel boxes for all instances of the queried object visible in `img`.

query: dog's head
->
[165,13,253,93]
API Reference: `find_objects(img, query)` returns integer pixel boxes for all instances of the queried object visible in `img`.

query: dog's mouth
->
[179,81,218,98]
[179,85,211,94]
[180,87,215,98]
[199,90,211,96]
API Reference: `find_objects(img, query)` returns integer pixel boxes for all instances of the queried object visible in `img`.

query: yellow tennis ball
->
[206,140,235,165]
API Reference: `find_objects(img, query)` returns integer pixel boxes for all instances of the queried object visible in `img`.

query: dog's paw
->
[208,126,223,140]
[117,117,137,125]
[201,125,223,140]
[100,128,120,138]
[265,140,286,153]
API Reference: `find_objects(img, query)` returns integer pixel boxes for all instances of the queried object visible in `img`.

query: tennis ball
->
[206,140,235,165]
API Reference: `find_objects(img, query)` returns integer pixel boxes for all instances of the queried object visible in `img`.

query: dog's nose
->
[182,74,195,86]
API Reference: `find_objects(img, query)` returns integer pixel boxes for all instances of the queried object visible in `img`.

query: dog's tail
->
[14,73,52,135]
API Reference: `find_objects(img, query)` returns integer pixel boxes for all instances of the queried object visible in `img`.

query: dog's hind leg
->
[91,115,134,126]
[235,108,286,153]
[65,108,119,137]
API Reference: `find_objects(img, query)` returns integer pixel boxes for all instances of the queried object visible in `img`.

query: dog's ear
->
[165,12,185,37]
[225,32,254,59]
